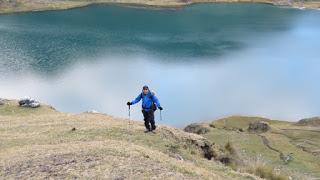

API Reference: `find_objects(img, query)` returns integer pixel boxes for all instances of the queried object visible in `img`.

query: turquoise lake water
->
[0,4,320,127]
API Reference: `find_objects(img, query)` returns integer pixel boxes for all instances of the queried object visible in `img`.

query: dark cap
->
[142,85,149,90]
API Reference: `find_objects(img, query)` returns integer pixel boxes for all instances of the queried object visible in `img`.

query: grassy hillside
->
[0,99,256,179]
[0,0,319,14]
[1,99,319,179]
[185,116,320,179]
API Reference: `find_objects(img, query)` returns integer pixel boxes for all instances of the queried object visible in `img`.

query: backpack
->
[141,92,157,111]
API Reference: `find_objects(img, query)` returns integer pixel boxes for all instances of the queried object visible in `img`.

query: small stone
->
[86,110,100,114]
[169,153,184,161]
[175,154,184,161]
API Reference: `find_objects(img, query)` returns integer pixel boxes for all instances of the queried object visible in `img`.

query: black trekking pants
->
[142,109,156,131]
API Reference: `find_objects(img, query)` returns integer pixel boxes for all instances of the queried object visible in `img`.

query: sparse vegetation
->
[166,143,180,153]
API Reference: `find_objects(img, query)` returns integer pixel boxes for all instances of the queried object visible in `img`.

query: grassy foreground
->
[0,99,256,179]
[0,0,319,14]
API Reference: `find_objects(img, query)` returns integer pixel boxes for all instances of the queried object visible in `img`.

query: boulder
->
[18,97,40,108]
[296,117,320,126]
[184,123,211,135]
[0,98,4,105]
[248,121,270,133]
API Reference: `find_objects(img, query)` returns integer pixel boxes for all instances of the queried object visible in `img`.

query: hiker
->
[127,85,163,132]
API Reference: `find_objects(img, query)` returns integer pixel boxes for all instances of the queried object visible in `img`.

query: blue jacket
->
[131,91,161,112]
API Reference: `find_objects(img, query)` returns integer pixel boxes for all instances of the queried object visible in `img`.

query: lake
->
[0,4,319,127]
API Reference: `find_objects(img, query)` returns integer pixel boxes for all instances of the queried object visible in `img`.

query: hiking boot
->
[151,125,156,131]
[150,130,156,134]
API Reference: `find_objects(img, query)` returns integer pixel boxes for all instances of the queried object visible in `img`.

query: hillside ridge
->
[0,0,319,14]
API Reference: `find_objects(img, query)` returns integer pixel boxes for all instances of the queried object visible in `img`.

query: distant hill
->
[0,0,319,14]
[296,117,320,126]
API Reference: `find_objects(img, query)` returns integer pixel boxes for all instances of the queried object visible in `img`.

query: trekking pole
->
[160,110,162,121]
[128,105,131,120]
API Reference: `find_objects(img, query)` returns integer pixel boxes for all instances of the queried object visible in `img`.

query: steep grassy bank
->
[0,0,319,14]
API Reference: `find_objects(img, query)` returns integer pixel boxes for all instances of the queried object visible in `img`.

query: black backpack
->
[141,92,157,111]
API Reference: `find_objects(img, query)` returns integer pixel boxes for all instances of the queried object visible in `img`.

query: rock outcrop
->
[18,97,40,108]
[248,121,270,133]
[184,123,212,134]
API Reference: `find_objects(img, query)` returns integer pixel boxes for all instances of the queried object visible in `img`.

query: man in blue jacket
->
[127,85,163,132]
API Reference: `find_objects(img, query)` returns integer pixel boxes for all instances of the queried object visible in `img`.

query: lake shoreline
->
[0,0,319,15]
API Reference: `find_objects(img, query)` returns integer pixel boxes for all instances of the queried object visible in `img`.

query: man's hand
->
[159,107,163,111]
[127,102,132,106]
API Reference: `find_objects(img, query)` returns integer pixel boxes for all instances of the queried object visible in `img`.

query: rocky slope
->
[0,0,319,14]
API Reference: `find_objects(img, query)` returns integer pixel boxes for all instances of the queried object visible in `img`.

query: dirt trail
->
[258,134,283,155]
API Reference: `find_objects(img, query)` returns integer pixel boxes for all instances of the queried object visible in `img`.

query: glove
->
[127,102,132,106]
[159,107,163,111]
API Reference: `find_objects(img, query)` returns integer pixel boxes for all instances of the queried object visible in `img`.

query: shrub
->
[166,144,180,153]
[217,141,241,170]
[225,141,236,155]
